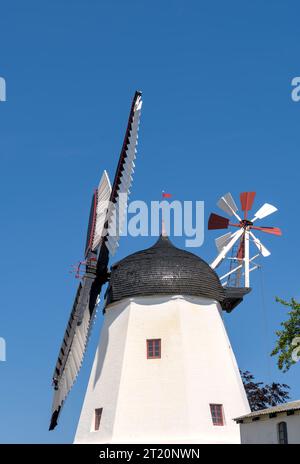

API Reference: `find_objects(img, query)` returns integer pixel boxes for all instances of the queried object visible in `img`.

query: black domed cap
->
[105,235,226,306]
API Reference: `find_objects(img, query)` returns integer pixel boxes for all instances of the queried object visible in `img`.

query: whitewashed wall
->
[74,295,250,444]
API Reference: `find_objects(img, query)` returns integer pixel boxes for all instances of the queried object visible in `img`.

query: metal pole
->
[244,229,250,287]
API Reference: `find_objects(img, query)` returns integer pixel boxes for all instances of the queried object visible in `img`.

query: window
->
[278,421,288,444]
[94,408,103,431]
[210,404,224,426]
[147,339,161,359]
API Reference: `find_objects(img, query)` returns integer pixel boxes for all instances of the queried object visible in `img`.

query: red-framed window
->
[147,339,161,359]
[210,404,224,426]
[94,408,103,431]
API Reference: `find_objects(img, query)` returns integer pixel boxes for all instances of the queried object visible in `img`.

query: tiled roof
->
[234,400,300,421]
[105,235,226,306]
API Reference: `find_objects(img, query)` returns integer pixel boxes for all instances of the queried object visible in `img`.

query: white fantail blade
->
[217,192,238,215]
[249,231,271,257]
[252,203,278,221]
[217,192,242,221]
[210,228,244,269]
[215,232,234,253]
[92,170,112,251]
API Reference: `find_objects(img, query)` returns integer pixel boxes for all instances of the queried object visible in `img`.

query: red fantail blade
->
[208,213,230,230]
[240,192,256,219]
[251,226,282,236]
[162,192,172,198]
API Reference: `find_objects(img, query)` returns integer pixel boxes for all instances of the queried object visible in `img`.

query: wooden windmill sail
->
[50,91,143,430]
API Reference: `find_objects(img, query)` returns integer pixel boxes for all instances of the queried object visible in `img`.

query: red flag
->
[162,192,172,198]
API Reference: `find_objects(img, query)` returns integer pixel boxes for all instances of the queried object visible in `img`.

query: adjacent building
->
[235,400,300,444]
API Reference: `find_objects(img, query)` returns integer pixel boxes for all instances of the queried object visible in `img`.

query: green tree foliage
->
[240,370,290,411]
[271,297,300,372]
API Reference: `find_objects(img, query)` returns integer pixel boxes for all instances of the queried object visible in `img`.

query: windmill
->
[49,91,143,430]
[49,103,264,443]
[208,192,282,288]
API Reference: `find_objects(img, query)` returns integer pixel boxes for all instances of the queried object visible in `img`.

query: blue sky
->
[0,0,300,443]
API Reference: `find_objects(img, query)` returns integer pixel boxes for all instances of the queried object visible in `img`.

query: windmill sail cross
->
[50,91,143,430]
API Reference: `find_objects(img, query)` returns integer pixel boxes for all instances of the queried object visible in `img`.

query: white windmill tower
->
[73,231,251,444]
[50,97,284,444]
[208,192,282,288]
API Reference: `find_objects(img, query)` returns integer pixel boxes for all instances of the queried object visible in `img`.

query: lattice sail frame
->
[49,91,143,430]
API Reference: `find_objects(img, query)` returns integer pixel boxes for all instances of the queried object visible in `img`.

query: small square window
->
[94,408,103,431]
[210,404,224,426]
[147,339,161,359]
